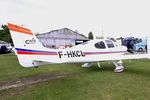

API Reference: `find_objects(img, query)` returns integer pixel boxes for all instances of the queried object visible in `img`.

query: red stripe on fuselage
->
[17,51,57,55]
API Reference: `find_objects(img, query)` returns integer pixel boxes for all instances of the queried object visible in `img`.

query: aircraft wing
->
[101,53,150,61]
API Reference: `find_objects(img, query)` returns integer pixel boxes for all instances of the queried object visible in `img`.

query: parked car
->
[0,40,12,54]
[122,37,147,52]
[133,38,147,52]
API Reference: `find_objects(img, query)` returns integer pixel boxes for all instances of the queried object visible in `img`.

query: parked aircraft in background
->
[8,23,150,72]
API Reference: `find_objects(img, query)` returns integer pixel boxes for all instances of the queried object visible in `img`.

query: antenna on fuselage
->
[101,27,104,37]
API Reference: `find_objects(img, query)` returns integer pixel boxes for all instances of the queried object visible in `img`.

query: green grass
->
[0,53,81,81]
[0,53,150,100]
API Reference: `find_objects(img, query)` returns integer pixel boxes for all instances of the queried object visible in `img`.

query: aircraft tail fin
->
[8,23,45,50]
[8,23,49,67]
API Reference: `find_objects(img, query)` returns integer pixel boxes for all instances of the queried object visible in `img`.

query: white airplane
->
[8,23,150,72]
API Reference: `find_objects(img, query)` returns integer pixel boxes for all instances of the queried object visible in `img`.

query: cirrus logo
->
[25,38,36,44]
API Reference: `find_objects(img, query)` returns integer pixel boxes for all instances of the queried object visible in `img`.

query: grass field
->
[0,53,150,100]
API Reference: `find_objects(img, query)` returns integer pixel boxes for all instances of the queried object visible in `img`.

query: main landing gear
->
[81,63,92,67]
[81,62,102,68]
[82,60,124,73]
[113,60,124,73]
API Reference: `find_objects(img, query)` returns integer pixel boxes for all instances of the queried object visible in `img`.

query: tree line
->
[0,25,12,43]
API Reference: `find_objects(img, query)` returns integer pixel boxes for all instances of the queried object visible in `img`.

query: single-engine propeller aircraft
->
[8,23,150,72]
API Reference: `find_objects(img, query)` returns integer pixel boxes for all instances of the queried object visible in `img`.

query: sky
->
[0,0,150,37]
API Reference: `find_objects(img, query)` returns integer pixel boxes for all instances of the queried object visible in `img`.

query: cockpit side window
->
[95,41,106,49]
[105,40,114,48]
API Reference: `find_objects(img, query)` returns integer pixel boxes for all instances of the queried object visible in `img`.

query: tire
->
[138,48,143,52]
